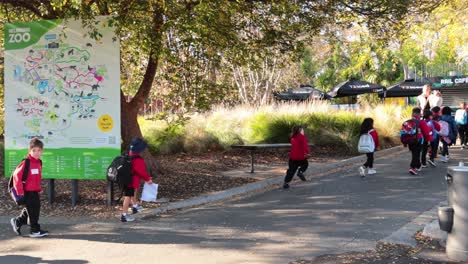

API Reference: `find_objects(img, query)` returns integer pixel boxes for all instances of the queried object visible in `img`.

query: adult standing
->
[417,84,439,111]
[429,90,443,108]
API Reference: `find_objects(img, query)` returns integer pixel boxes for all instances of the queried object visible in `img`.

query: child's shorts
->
[123,187,135,197]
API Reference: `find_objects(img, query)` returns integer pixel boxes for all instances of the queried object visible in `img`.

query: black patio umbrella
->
[327,79,386,98]
[273,86,331,101]
[378,80,426,98]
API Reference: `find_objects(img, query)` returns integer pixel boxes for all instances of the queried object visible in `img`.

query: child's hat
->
[130,138,147,153]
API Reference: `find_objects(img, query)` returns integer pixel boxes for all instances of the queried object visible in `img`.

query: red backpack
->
[400,119,421,145]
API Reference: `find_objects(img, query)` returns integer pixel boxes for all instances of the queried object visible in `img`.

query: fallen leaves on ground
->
[1,147,352,219]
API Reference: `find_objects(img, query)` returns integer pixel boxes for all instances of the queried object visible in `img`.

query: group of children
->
[9,102,468,236]
[9,137,152,237]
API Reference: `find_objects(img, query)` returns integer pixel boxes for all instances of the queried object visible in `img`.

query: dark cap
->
[130,138,147,153]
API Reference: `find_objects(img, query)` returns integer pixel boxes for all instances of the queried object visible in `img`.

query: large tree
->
[0,0,446,168]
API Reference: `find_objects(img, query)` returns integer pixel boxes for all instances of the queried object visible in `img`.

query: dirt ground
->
[1,147,351,219]
[291,232,457,264]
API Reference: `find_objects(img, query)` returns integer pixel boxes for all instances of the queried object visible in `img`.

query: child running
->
[358,118,379,177]
[283,125,310,189]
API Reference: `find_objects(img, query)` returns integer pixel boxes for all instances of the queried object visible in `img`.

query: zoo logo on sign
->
[8,27,31,43]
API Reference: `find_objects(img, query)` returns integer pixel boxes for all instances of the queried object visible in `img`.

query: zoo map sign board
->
[4,17,120,179]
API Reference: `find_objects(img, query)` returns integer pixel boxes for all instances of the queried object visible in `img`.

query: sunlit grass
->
[140,101,407,154]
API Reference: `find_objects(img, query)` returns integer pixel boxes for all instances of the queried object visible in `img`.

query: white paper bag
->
[141,183,158,202]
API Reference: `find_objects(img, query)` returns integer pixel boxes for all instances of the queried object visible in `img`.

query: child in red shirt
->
[121,138,152,222]
[10,138,48,237]
[283,125,310,189]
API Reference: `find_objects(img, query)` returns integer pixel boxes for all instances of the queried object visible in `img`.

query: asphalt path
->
[0,148,466,264]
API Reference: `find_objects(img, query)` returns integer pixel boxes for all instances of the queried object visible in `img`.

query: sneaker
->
[120,214,135,222]
[416,167,422,171]
[10,218,20,236]
[409,168,418,175]
[359,166,366,177]
[421,163,428,168]
[428,160,437,167]
[441,156,448,163]
[29,230,48,238]
[297,172,307,182]
[132,207,138,214]
[367,169,376,175]
[283,183,290,189]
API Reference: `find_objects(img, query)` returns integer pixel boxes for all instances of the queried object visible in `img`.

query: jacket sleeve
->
[134,158,151,182]
[370,130,379,150]
[303,135,310,155]
[420,121,431,141]
[13,161,26,196]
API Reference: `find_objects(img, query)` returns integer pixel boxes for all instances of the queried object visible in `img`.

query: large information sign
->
[4,17,120,179]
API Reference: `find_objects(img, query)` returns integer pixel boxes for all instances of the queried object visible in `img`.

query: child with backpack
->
[401,107,431,175]
[454,101,467,148]
[121,137,153,222]
[10,138,48,237]
[421,110,440,167]
[358,118,378,177]
[440,106,458,162]
[283,125,310,189]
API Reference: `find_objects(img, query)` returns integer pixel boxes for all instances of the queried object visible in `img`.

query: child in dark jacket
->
[10,138,48,238]
[283,125,310,189]
[121,138,153,222]
[358,118,379,177]
[440,107,458,162]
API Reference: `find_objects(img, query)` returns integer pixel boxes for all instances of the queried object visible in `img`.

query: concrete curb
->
[136,145,405,220]
[380,202,443,246]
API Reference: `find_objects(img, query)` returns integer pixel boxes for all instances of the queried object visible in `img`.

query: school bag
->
[426,120,438,142]
[106,153,135,189]
[8,159,30,205]
[454,109,467,125]
[358,131,375,153]
[400,119,421,145]
[438,120,450,137]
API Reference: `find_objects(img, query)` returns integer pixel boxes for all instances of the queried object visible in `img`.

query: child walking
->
[406,107,431,175]
[121,137,153,222]
[359,118,379,177]
[440,107,458,162]
[10,138,48,237]
[422,110,439,167]
[283,125,310,189]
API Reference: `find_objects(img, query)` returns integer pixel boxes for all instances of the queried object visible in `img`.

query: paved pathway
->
[0,148,466,264]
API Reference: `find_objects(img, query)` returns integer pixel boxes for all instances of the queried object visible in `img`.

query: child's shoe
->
[409,168,418,175]
[283,183,290,189]
[367,169,376,175]
[121,214,135,222]
[10,218,21,236]
[359,166,366,177]
[297,171,307,181]
[441,156,448,163]
[29,230,48,238]
[421,163,428,168]
[428,160,437,167]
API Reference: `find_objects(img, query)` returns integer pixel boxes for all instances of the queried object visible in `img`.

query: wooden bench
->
[231,143,313,173]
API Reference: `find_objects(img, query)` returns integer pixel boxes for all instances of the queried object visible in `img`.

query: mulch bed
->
[1,147,352,219]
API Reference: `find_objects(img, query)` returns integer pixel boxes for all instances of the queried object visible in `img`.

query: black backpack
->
[106,153,136,189]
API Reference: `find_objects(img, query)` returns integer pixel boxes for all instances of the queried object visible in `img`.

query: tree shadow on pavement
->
[0,255,88,264]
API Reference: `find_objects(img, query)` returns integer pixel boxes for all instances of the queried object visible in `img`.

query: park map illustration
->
[12,35,109,145]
